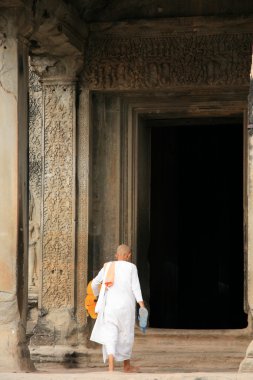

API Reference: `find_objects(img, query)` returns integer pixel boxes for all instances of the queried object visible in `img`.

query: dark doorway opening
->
[148,117,247,329]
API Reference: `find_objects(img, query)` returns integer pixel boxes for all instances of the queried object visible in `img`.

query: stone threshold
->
[136,327,253,337]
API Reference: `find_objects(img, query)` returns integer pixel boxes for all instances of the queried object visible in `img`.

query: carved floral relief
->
[42,84,74,309]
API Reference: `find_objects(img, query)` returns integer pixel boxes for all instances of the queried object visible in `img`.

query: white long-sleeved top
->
[91,261,143,302]
[90,261,143,362]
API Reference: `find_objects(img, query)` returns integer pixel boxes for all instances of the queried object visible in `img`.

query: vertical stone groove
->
[76,86,89,327]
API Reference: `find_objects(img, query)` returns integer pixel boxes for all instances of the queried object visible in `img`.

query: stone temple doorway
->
[90,91,252,370]
[145,117,248,329]
[90,93,249,331]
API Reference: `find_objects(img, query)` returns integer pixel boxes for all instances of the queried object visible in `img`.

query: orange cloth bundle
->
[85,262,114,319]
[85,281,100,319]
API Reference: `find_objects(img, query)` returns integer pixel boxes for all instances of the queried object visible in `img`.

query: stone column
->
[240,52,253,373]
[30,56,83,346]
[0,11,34,371]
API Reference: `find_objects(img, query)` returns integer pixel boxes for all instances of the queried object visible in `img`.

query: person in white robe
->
[90,244,145,372]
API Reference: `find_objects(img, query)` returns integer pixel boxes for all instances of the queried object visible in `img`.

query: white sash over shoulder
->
[95,261,111,314]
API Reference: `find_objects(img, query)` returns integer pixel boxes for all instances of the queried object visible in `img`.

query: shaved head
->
[116,244,131,261]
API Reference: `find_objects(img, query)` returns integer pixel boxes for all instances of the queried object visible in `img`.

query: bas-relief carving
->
[30,55,80,316]
[42,83,74,310]
[84,34,252,89]
[29,64,42,293]
[28,191,40,289]
[29,66,42,200]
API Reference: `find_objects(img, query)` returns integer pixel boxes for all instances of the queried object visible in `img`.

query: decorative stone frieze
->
[84,33,252,90]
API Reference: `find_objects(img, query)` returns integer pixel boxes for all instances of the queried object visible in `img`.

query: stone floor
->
[1,328,252,380]
[0,371,252,380]
[30,328,253,373]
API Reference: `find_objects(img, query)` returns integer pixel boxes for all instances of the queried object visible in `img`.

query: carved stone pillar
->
[30,56,83,346]
[0,10,34,371]
[240,52,253,373]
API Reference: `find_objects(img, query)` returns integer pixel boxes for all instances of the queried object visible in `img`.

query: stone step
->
[31,328,252,372]
[85,349,245,371]
[34,348,247,372]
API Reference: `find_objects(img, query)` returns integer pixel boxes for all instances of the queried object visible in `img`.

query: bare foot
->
[124,365,141,373]
[108,354,114,371]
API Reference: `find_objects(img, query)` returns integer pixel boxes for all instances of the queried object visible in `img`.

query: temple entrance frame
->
[90,91,250,328]
[110,91,251,325]
[119,94,248,304]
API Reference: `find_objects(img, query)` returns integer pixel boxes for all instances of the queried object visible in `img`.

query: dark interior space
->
[149,117,247,329]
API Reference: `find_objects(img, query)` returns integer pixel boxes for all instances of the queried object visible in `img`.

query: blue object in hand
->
[138,307,148,333]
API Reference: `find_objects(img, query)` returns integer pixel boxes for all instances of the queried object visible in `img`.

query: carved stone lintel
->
[30,55,84,82]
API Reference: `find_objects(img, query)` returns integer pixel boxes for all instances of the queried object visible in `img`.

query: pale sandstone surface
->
[0,371,252,380]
